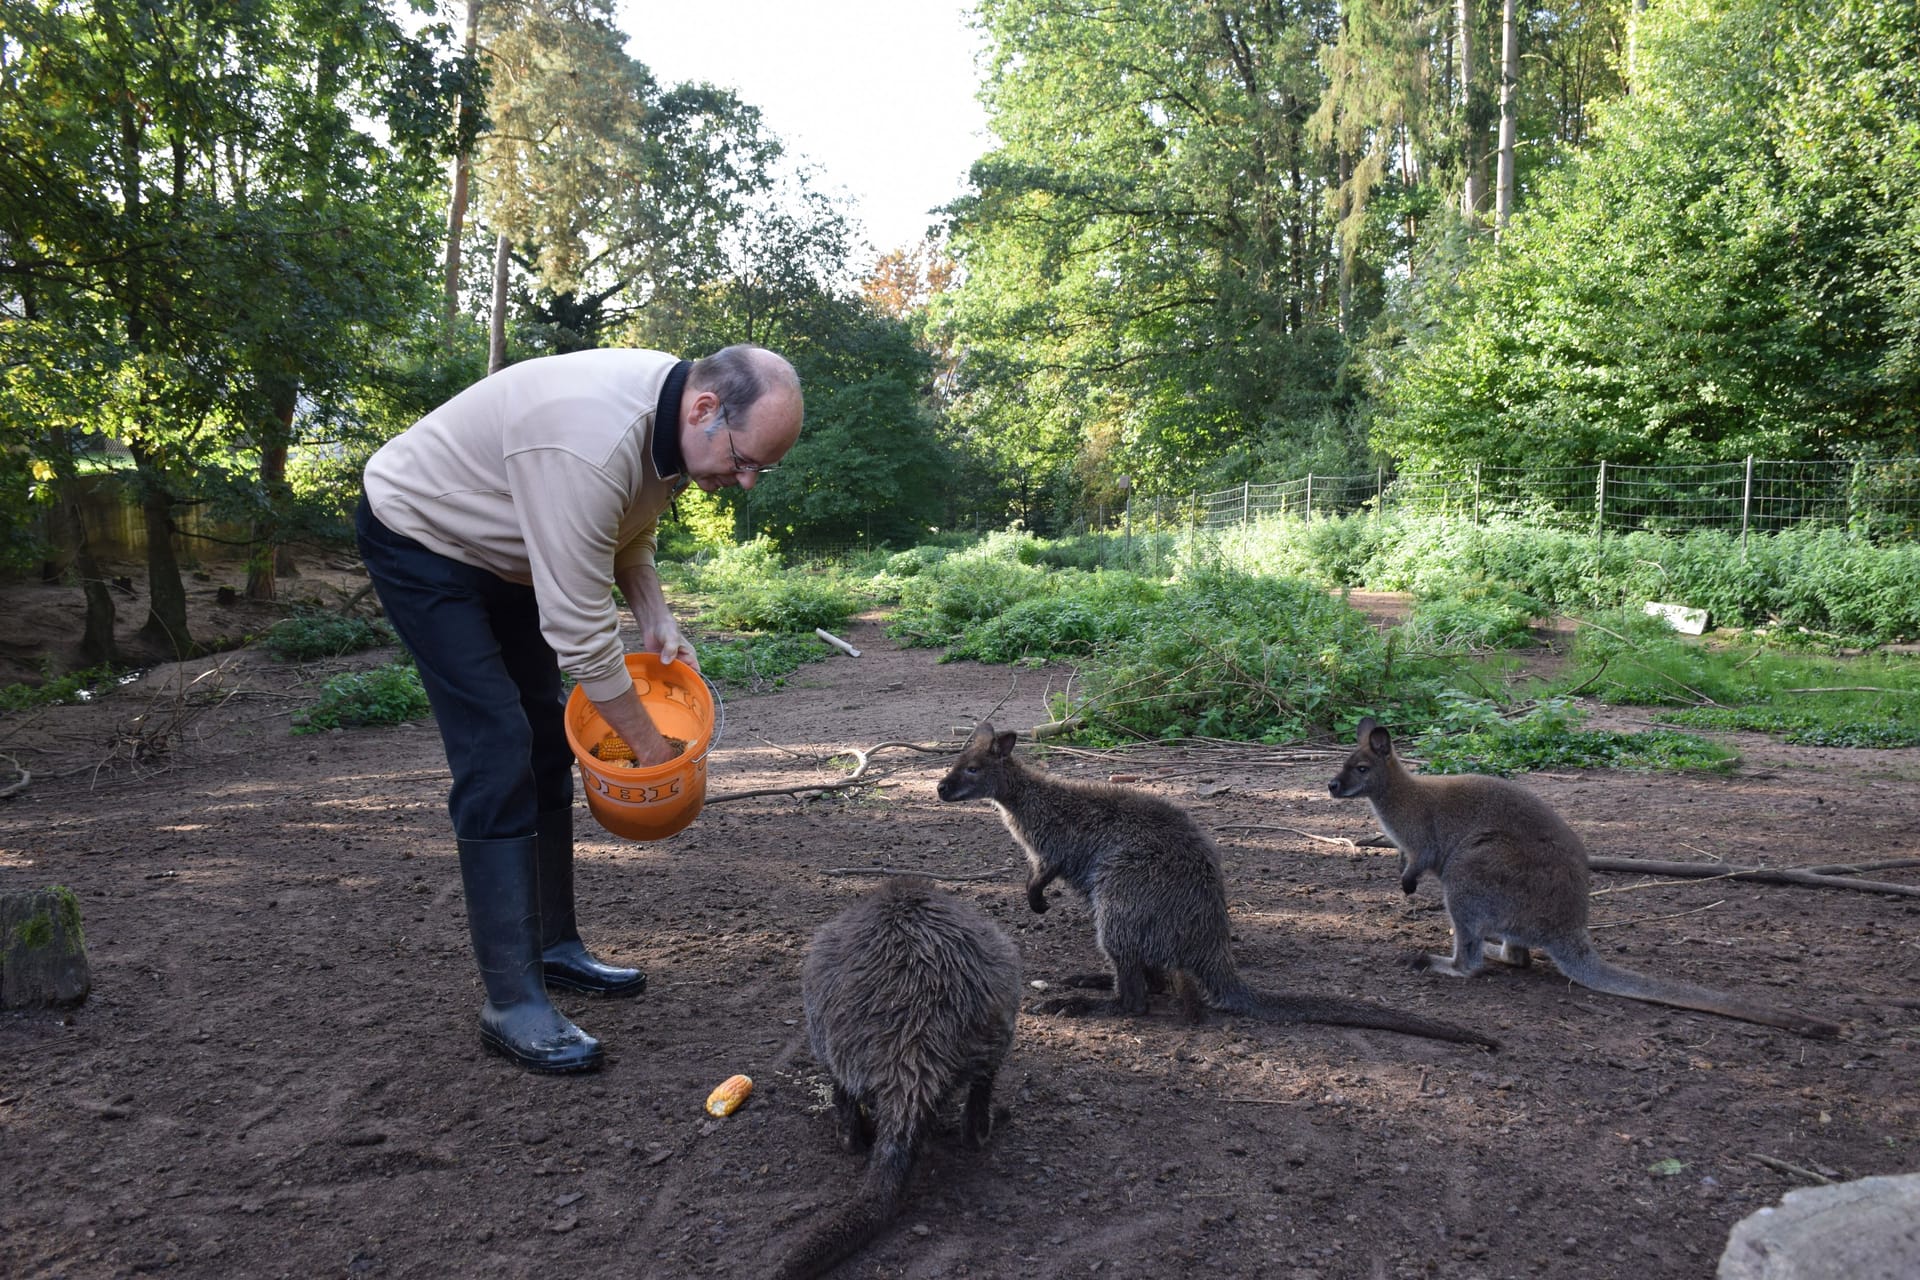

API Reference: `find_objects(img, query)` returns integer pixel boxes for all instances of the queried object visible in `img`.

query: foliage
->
[1068,569,1408,743]
[684,537,860,634]
[0,667,124,712]
[1374,0,1920,470]
[259,613,398,663]
[883,543,1055,648]
[1402,576,1542,653]
[1410,697,1737,776]
[295,662,430,734]
[695,633,829,694]
[1657,705,1920,750]
[946,572,1163,664]
[1220,514,1920,643]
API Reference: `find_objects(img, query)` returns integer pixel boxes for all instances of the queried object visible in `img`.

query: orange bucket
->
[564,653,716,841]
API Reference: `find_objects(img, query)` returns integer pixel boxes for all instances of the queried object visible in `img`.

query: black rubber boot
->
[536,809,647,998]
[457,835,603,1073]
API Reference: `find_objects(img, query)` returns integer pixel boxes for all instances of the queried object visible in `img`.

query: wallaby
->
[1327,717,1841,1040]
[770,876,1022,1280]
[935,723,1497,1049]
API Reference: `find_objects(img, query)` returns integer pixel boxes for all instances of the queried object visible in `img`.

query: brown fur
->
[938,722,1496,1048]
[1328,718,1841,1040]
[771,877,1021,1280]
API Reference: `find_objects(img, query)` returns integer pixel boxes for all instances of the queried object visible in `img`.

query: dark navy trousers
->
[355,497,573,841]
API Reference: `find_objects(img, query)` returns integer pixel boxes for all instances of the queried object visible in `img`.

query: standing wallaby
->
[1327,717,1841,1039]
[771,877,1022,1280]
[936,723,1497,1049]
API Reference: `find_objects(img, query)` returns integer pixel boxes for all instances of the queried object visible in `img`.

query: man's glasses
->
[718,406,778,475]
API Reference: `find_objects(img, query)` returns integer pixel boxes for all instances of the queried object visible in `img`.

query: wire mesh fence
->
[1191,456,1920,543]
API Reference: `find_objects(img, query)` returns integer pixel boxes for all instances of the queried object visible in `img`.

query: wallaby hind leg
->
[1064,965,1168,992]
[1416,900,1490,978]
[961,1070,998,1149]
[832,1084,873,1153]
[1489,939,1532,968]
[1172,972,1209,1025]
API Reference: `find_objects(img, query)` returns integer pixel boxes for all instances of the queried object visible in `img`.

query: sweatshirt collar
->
[651,359,692,482]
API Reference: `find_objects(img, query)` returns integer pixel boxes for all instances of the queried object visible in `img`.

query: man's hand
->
[591,687,677,767]
[643,618,700,671]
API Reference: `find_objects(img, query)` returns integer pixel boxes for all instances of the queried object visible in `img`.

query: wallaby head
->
[937,721,1021,803]
[1327,716,1405,800]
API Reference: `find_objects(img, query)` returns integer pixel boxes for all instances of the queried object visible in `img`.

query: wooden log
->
[2,886,92,1009]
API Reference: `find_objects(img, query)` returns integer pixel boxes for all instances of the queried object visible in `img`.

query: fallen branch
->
[1749,1153,1834,1185]
[822,864,1012,882]
[813,627,861,658]
[1587,856,1920,898]
[704,739,949,805]
[1216,823,1360,848]
[0,753,27,800]
[1590,900,1726,932]
[1781,686,1917,695]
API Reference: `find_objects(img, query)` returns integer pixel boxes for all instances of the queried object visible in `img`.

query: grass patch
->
[683,537,861,634]
[697,633,830,694]
[260,612,396,661]
[0,666,126,711]
[295,662,430,733]
[1411,697,1738,775]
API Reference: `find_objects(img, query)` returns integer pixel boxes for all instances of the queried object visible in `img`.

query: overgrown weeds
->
[295,662,429,733]
[260,612,396,661]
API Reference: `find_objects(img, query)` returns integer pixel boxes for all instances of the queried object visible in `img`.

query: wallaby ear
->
[991,730,1018,758]
[1355,716,1377,746]
[1367,722,1394,757]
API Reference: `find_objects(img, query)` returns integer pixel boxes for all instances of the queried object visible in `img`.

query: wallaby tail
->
[1224,983,1500,1050]
[769,1128,917,1280]
[1552,944,1841,1040]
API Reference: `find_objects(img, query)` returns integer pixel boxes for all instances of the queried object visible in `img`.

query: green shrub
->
[698,633,829,693]
[1070,569,1409,743]
[0,666,124,711]
[261,612,396,661]
[688,536,861,633]
[1403,575,1542,652]
[885,552,1054,648]
[296,662,430,733]
[1657,705,1920,749]
[1410,697,1736,775]
[946,572,1163,664]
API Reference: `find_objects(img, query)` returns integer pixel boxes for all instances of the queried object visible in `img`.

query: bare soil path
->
[3,575,1918,1279]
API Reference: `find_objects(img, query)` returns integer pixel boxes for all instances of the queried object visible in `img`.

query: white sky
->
[612,0,993,259]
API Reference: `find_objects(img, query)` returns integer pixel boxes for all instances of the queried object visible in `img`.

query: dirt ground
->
[2,563,1918,1280]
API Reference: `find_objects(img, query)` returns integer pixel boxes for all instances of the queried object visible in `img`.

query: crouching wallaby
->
[1328,718,1841,1040]
[936,723,1496,1049]
[771,877,1022,1280]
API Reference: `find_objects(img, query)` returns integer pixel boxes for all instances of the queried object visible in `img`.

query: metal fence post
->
[1473,465,1482,525]
[1595,460,1607,536]
[1375,465,1384,522]
[1242,480,1250,527]
[1305,473,1314,521]
[1741,454,1753,557]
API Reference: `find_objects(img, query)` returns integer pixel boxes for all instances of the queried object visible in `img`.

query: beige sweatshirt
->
[363,348,685,703]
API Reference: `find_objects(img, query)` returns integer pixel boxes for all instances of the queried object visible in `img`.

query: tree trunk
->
[1458,0,1482,220]
[489,230,511,374]
[1495,0,1519,233]
[129,446,193,657]
[442,0,482,348]
[245,377,299,601]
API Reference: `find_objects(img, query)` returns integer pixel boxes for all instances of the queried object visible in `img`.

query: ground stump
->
[1718,1172,1920,1280]
[1,885,92,1008]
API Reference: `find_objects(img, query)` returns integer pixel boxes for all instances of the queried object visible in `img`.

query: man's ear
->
[684,388,721,428]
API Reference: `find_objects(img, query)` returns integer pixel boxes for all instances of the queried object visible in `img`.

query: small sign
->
[1644,601,1709,635]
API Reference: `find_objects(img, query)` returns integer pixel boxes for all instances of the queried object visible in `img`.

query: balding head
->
[679,344,804,491]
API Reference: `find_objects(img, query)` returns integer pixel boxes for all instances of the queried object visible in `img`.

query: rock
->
[1718,1173,1920,1280]
[1,886,92,1009]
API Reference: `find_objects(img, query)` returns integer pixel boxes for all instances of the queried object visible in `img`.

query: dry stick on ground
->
[1750,1153,1834,1185]
[1216,824,1361,848]
[1588,856,1920,898]
[0,752,28,800]
[704,740,952,805]
[1589,900,1727,932]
